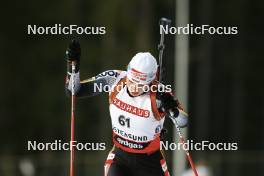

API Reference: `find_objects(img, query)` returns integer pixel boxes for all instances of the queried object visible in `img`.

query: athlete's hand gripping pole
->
[158,17,198,176]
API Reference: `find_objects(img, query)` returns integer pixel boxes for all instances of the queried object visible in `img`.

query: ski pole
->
[169,111,199,176]
[158,17,199,176]
[70,62,76,176]
[158,17,171,83]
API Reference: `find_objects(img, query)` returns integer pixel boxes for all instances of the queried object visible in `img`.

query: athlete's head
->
[126,52,158,96]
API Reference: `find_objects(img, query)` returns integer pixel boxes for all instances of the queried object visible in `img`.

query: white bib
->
[109,72,165,153]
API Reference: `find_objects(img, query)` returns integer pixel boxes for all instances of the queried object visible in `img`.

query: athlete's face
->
[126,78,148,96]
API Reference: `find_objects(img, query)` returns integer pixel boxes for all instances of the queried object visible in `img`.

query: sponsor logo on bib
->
[112,98,150,117]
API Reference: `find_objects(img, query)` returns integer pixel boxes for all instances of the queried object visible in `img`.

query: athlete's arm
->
[65,70,121,98]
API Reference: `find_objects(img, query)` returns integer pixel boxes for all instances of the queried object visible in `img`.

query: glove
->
[158,92,179,117]
[66,39,81,62]
[66,39,81,73]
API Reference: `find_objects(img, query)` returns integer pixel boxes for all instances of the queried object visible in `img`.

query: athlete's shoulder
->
[95,70,124,79]
[94,70,127,88]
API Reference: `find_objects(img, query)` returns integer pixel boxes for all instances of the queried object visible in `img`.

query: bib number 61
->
[118,115,130,128]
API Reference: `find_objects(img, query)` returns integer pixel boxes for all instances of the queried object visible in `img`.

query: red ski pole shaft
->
[169,111,199,176]
[70,62,77,176]
[177,127,199,176]
[70,95,75,176]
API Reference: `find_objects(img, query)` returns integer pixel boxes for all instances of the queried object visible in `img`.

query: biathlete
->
[65,40,188,176]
